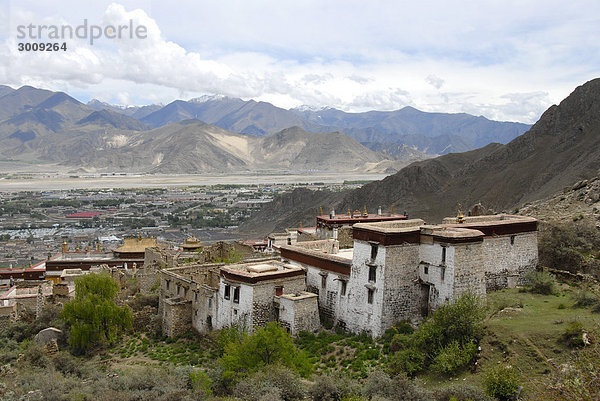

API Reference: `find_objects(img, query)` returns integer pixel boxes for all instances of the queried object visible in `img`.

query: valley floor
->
[0,172,388,192]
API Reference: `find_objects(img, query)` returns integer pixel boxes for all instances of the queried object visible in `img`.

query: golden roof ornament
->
[348,208,351,216]
[299,220,303,228]
[319,206,323,216]
[457,203,465,223]
[391,204,395,214]
[62,241,68,253]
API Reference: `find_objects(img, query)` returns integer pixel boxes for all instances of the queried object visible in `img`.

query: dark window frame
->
[367,288,374,304]
[233,286,240,303]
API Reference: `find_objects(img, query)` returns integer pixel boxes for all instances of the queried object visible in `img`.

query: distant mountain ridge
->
[240,78,600,234]
[0,84,531,173]
[91,94,531,155]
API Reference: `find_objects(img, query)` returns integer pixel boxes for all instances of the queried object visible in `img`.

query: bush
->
[309,372,361,401]
[561,321,586,348]
[233,365,306,401]
[189,369,212,397]
[389,333,411,353]
[434,383,491,401]
[484,365,521,401]
[363,370,432,401]
[524,271,556,295]
[388,347,425,376]
[431,341,478,375]
[573,287,598,308]
[220,322,313,383]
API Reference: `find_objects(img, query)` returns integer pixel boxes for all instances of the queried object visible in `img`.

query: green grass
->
[461,284,599,396]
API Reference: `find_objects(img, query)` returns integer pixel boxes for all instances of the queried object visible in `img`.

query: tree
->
[220,322,313,383]
[61,272,132,354]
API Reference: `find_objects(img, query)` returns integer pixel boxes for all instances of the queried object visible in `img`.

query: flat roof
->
[220,260,305,284]
[317,213,406,225]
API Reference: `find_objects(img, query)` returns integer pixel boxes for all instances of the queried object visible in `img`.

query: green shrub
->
[389,333,411,353]
[561,321,585,348]
[363,370,432,401]
[234,365,306,401]
[309,372,361,401]
[189,369,212,397]
[412,292,485,364]
[484,365,521,401]
[434,383,491,401]
[431,341,478,375]
[220,322,313,382]
[388,347,425,376]
[524,271,556,295]
[573,287,598,308]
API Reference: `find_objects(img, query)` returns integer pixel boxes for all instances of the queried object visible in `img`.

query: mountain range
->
[0,84,531,173]
[129,95,530,155]
[240,78,600,234]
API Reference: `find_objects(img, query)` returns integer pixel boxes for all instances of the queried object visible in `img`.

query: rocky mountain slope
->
[43,122,400,174]
[241,78,600,234]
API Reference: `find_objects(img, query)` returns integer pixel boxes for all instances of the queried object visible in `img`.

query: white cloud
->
[0,1,599,123]
[426,75,444,90]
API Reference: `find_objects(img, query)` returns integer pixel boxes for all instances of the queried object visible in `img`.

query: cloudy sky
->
[0,0,598,123]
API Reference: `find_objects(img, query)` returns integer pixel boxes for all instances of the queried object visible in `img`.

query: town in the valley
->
[0,181,538,339]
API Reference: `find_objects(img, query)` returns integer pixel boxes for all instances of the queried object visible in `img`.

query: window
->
[322,275,327,288]
[233,309,238,315]
[224,284,230,300]
[207,315,212,327]
[166,280,170,290]
[176,285,180,295]
[194,292,198,302]
[341,280,347,296]
[368,265,376,282]
[510,235,515,245]
[370,243,378,260]
[367,288,374,304]
[441,247,446,265]
[423,265,429,275]
[233,287,240,303]
[275,286,283,296]
[287,237,292,245]
[441,267,445,281]
[208,298,212,308]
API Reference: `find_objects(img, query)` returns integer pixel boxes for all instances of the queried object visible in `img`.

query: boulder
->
[34,327,62,345]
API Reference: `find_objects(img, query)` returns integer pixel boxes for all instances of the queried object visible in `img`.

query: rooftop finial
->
[391,204,395,214]
[348,208,351,217]
[62,241,68,253]
[457,203,465,223]
[363,205,368,217]
[319,206,323,216]
[299,220,303,228]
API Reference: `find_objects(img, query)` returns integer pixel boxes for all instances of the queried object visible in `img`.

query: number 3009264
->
[18,42,67,51]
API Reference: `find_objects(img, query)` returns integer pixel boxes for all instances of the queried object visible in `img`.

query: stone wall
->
[338,240,389,336]
[162,297,192,337]
[278,292,320,335]
[380,244,422,333]
[480,232,538,290]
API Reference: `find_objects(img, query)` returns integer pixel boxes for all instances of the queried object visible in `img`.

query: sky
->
[0,0,598,124]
